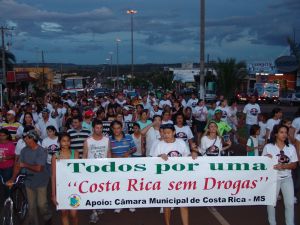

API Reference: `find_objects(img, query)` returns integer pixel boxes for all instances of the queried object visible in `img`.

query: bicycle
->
[0,174,28,225]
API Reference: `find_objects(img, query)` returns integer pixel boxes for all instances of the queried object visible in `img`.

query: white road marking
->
[207,207,231,225]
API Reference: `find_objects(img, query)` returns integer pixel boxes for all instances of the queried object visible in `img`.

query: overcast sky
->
[1,0,299,64]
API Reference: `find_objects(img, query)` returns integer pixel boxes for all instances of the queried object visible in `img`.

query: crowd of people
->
[0,90,299,225]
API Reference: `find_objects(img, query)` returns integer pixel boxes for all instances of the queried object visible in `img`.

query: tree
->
[216,58,247,99]
[0,50,16,71]
[149,71,174,90]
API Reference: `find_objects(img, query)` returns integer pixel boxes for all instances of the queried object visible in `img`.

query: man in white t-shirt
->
[83,119,110,223]
[159,94,172,109]
[243,95,261,134]
[186,93,198,109]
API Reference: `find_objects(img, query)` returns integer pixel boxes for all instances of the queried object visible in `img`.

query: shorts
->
[194,120,207,133]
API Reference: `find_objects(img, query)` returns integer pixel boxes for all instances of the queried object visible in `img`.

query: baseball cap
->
[7,110,16,116]
[215,109,223,114]
[23,130,39,141]
[42,108,50,113]
[123,106,130,111]
[84,110,94,117]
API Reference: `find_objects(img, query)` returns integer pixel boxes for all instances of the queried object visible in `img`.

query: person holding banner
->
[51,133,79,225]
[109,120,137,213]
[83,119,111,223]
[263,124,298,225]
[152,123,190,225]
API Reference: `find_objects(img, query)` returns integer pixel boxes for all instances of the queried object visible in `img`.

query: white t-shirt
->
[42,137,60,164]
[181,99,187,108]
[36,118,58,139]
[175,125,194,144]
[246,136,259,156]
[145,127,161,156]
[116,99,126,107]
[150,109,163,118]
[216,106,231,122]
[132,134,143,156]
[159,99,172,108]
[243,103,261,125]
[86,136,109,159]
[15,139,26,156]
[266,118,281,139]
[124,114,133,122]
[187,98,198,108]
[200,136,222,156]
[262,143,298,179]
[292,117,300,137]
[152,139,190,157]
[193,106,208,121]
[162,120,174,125]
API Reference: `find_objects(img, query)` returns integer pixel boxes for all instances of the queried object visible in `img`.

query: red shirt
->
[0,141,15,169]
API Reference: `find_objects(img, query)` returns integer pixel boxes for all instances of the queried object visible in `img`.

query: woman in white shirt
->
[262,124,298,225]
[199,121,231,156]
[42,125,60,175]
[174,113,194,149]
[141,115,162,157]
[152,123,190,225]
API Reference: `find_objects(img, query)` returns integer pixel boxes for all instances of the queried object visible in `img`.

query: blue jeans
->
[0,167,13,199]
[267,177,294,225]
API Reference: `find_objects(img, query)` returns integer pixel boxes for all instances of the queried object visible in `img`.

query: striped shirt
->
[109,134,136,157]
[1,122,21,145]
[67,128,91,157]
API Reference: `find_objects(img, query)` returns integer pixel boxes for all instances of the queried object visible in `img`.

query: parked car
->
[94,88,111,97]
[235,93,249,103]
[204,90,217,102]
[278,92,300,105]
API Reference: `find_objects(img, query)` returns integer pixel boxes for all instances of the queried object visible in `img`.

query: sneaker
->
[89,211,99,224]
[129,208,136,213]
[114,208,122,213]
[294,196,298,204]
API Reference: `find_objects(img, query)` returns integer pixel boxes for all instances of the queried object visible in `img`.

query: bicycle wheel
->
[11,187,28,222]
[0,200,15,225]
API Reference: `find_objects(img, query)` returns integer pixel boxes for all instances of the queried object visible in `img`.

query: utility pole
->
[199,0,205,99]
[116,38,121,90]
[41,50,45,88]
[127,10,137,77]
[1,26,14,106]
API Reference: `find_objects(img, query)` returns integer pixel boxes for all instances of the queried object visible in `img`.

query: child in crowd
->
[246,124,261,156]
[258,113,267,148]
[131,123,145,157]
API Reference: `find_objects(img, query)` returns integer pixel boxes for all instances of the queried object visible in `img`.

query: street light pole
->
[116,38,121,90]
[127,10,137,77]
[199,0,205,100]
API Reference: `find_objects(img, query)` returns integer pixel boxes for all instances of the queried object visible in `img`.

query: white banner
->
[56,157,277,210]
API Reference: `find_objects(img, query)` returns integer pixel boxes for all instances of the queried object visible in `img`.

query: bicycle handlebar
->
[0,174,26,186]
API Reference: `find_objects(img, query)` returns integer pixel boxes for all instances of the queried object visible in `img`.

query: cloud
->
[41,22,62,32]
